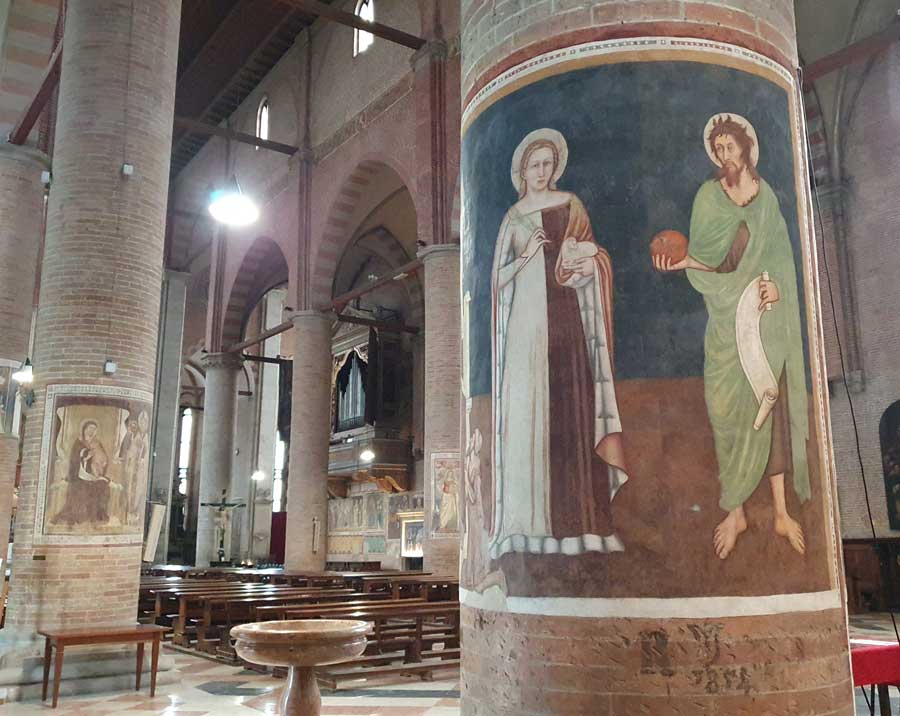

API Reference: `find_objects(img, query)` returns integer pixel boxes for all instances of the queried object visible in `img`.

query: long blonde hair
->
[517,139,559,198]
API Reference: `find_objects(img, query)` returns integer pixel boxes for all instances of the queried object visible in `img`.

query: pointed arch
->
[221,236,290,348]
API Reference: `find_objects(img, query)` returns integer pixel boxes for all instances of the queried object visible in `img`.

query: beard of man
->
[718,156,745,188]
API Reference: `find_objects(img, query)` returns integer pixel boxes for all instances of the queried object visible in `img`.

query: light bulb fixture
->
[12,359,33,385]
[12,358,34,407]
[359,449,375,463]
[251,470,266,481]
[208,175,259,227]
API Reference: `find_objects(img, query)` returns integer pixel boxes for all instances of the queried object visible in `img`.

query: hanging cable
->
[798,65,900,645]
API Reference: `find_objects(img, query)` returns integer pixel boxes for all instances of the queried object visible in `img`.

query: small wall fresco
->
[326,490,425,561]
[431,452,460,537]
[327,492,385,533]
[365,535,387,554]
[36,385,154,543]
[328,535,364,555]
[459,38,839,614]
[387,491,424,540]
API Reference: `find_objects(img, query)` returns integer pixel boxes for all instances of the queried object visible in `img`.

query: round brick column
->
[284,311,332,571]
[0,143,48,574]
[459,2,853,715]
[195,352,242,566]
[0,434,18,570]
[419,245,461,574]
[3,0,180,637]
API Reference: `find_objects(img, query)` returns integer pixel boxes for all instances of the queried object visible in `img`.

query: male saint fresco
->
[654,114,810,560]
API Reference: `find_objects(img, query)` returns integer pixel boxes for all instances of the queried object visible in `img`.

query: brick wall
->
[5,0,180,633]
[462,607,852,715]
[827,45,900,539]
[461,0,797,100]
[0,0,58,138]
[421,246,461,576]
[0,143,46,363]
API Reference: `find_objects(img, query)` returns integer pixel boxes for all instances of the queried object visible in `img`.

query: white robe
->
[489,198,628,559]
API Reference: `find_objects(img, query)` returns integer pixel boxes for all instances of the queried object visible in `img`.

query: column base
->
[0,633,177,704]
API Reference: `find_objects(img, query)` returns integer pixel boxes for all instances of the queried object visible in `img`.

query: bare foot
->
[713,509,747,560]
[774,513,805,555]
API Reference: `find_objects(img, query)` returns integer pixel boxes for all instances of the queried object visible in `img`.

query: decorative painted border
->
[430,450,461,539]
[462,36,793,131]
[459,37,843,617]
[460,587,843,619]
[33,383,153,546]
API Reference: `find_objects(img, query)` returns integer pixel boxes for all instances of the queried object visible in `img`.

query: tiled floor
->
[0,650,460,716]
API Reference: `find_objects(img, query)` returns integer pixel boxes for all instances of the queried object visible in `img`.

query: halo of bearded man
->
[707,115,760,186]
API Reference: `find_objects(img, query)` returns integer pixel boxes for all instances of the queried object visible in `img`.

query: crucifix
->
[200,489,246,564]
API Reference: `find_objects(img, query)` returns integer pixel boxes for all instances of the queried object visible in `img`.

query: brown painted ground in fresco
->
[463,378,832,598]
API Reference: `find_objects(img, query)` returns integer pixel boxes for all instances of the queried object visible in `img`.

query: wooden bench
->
[154,585,352,645]
[285,601,459,661]
[191,588,359,653]
[313,602,460,687]
[38,625,167,708]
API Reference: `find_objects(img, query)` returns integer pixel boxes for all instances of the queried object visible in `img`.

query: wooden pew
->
[192,588,360,652]
[210,592,396,662]
[311,601,460,688]
[359,575,459,601]
[155,585,352,645]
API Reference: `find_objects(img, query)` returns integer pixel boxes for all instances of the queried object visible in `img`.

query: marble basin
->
[230,620,370,716]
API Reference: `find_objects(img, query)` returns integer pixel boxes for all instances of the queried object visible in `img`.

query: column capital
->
[286,309,334,327]
[200,351,244,371]
[410,39,448,71]
[417,243,460,262]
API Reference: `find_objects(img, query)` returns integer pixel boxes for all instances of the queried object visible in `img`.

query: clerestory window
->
[353,0,374,57]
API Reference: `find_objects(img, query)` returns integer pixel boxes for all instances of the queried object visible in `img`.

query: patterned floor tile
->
[0,648,460,716]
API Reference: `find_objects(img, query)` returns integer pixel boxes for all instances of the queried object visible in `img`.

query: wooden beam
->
[327,259,423,313]
[803,20,900,87]
[227,319,293,353]
[277,0,425,50]
[242,354,291,365]
[174,116,298,155]
[336,313,419,334]
[8,41,63,145]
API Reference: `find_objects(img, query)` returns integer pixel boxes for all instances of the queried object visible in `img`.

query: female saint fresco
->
[490,128,629,559]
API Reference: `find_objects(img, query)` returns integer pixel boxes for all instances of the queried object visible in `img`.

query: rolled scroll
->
[736,273,779,430]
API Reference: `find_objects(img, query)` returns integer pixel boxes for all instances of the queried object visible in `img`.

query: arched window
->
[353,0,374,57]
[177,408,193,496]
[255,97,269,150]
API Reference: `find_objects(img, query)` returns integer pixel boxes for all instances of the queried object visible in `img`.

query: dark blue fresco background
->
[462,61,808,398]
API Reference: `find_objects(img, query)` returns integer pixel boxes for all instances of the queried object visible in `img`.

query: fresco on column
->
[34,384,153,543]
[460,38,841,616]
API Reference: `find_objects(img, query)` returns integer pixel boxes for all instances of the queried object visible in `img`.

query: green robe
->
[687,178,810,510]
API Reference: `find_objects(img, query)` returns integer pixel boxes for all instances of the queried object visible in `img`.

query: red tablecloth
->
[852,641,900,687]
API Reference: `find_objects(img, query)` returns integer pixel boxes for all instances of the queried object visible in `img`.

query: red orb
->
[650,229,689,263]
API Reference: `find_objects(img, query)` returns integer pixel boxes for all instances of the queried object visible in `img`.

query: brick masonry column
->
[284,310,331,571]
[419,245,461,574]
[459,2,853,715]
[195,352,242,566]
[0,435,17,570]
[2,0,180,639]
[0,142,48,570]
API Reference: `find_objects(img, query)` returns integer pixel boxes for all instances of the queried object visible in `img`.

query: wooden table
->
[38,624,168,708]
[851,638,900,715]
